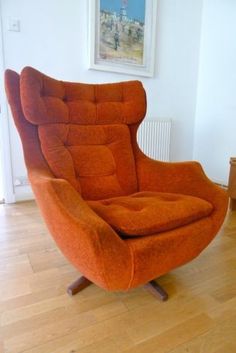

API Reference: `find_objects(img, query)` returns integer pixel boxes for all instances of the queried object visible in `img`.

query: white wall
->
[0,0,203,201]
[194,0,236,185]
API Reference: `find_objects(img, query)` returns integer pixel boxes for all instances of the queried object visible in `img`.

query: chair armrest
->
[29,170,132,291]
[136,157,228,232]
[137,156,222,198]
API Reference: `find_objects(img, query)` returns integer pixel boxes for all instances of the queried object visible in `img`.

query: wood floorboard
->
[0,201,236,353]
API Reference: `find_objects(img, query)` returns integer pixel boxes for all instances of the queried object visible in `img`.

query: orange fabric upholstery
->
[88,192,213,236]
[38,124,137,199]
[20,67,146,125]
[5,66,228,292]
[20,67,144,199]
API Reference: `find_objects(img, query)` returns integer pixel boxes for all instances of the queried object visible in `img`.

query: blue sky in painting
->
[100,0,145,22]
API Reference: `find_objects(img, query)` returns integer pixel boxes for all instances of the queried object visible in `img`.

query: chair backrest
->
[6,67,146,200]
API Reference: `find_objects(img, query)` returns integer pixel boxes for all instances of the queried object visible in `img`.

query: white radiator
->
[137,120,171,161]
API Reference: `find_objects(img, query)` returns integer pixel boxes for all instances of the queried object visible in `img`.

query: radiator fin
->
[137,120,171,161]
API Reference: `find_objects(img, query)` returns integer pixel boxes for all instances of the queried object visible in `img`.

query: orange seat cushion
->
[88,192,213,237]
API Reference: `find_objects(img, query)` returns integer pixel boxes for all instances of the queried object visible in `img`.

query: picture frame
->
[88,0,157,77]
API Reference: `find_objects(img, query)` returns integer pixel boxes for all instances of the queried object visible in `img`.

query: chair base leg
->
[67,276,92,296]
[145,280,168,301]
[67,277,168,301]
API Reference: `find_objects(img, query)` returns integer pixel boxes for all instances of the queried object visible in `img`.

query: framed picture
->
[88,0,157,77]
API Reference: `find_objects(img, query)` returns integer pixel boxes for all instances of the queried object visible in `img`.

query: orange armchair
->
[5,67,228,300]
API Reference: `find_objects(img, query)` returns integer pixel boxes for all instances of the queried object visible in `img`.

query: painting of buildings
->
[99,0,146,65]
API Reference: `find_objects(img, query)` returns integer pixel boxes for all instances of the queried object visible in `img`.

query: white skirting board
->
[14,185,34,202]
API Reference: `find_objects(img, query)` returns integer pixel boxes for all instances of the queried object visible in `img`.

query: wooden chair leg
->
[67,276,92,296]
[145,280,168,301]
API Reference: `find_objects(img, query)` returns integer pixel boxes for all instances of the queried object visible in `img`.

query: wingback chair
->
[5,67,228,300]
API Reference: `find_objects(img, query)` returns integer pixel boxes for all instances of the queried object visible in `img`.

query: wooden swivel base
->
[67,276,92,296]
[144,280,168,301]
[67,276,168,301]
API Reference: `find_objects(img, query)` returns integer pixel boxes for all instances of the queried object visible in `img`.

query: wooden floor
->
[0,201,236,353]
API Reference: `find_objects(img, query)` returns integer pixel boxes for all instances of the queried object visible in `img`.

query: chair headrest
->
[20,66,146,126]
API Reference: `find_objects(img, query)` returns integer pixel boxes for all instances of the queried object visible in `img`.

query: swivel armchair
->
[5,67,228,300]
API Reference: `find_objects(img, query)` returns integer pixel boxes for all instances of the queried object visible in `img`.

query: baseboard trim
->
[14,185,34,202]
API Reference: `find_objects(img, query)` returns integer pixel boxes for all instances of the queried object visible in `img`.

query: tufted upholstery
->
[38,123,137,199]
[20,67,146,125]
[20,67,145,199]
[5,67,228,293]
[88,192,213,236]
